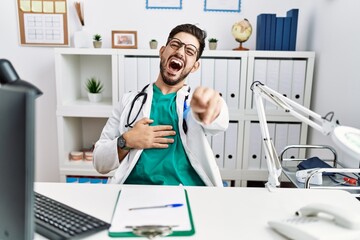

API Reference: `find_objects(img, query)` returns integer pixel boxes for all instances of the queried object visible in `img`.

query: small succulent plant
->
[93,34,102,42]
[208,38,218,43]
[85,77,103,93]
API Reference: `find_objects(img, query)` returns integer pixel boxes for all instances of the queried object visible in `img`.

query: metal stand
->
[126,225,174,239]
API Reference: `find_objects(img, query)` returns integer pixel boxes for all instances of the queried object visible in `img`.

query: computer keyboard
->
[34,192,110,240]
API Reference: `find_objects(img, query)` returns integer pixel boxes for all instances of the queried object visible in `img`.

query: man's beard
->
[159,59,191,86]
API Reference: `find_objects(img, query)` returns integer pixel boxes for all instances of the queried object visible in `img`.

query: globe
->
[231,18,252,51]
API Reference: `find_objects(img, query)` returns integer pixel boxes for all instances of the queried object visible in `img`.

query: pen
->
[129,203,184,211]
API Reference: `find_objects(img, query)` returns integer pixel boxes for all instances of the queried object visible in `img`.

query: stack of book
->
[256,9,299,51]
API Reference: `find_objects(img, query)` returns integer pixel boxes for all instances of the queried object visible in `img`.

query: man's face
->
[159,32,200,86]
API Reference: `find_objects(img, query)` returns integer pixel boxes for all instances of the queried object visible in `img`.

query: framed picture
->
[146,0,182,10]
[112,31,137,49]
[204,0,241,13]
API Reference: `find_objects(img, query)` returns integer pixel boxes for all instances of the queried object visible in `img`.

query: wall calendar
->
[17,0,69,46]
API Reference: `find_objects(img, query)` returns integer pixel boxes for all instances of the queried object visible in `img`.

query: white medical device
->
[250,81,360,189]
[295,169,322,185]
[269,203,360,240]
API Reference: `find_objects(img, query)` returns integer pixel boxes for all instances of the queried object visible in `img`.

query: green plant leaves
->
[85,77,103,93]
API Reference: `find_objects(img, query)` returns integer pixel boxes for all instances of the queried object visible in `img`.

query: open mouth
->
[168,58,183,73]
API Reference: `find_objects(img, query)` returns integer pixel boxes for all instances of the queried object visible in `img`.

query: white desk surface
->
[35,182,360,240]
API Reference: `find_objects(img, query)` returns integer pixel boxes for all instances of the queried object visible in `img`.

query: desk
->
[35,182,360,239]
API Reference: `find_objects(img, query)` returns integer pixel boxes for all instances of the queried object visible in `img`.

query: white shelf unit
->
[55,49,315,185]
[241,51,315,186]
[55,48,119,181]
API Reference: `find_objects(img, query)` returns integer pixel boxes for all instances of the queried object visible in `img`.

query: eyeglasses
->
[167,38,199,57]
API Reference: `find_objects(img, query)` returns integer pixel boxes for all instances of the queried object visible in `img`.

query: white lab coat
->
[93,84,229,187]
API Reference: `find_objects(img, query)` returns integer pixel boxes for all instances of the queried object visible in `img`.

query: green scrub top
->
[124,84,205,186]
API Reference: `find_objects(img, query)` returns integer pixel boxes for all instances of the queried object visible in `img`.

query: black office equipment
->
[0,59,42,95]
[34,192,110,240]
[0,85,36,240]
[0,59,109,239]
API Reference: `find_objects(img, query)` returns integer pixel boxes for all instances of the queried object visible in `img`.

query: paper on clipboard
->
[108,185,195,237]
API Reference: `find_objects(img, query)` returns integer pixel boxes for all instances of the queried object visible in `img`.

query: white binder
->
[124,57,138,93]
[265,60,280,110]
[274,123,289,157]
[214,59,227,99]
[278,60,293,99]
[186,59,201,93]
[261,122,275,170]
[211,132,225,168]
[224,122,238,169]
[286,123,301,159]
[291,60,306,105]
[253,59,267,108]
[150,57,159,83]
[227,59,241,109]
[200,58,215,89]
[137,58,151,89]
[247,122,262,169]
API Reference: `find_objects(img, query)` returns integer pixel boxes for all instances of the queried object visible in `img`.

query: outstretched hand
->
[190,87,222,125]
[123,118,176,149]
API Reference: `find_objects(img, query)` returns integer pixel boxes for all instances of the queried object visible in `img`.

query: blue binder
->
[256,14,267,50]
[286,9,299,51]
[282,17,292,51]
[265,14,276,50]
[275,17,284,51]
[269,14,277,50]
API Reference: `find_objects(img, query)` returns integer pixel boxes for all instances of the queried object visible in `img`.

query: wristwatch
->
[117,134,131,150]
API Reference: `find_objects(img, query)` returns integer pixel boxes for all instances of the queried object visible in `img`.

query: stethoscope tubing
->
[125,83,190,134]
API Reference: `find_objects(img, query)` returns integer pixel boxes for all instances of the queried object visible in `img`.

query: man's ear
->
[159,46,165,55]
[190,61,200,73]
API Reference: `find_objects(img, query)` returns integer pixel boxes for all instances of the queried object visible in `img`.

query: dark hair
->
[166,23,207,60]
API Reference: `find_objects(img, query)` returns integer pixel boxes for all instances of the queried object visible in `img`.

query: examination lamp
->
[0,59,43,96]
[250,81,360,189]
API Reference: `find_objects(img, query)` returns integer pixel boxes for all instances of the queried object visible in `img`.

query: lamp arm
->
[253,91,282,188]
[251,82,338,135]
[251,81,339,189]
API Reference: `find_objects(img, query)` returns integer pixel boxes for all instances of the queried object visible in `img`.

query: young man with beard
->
[93,23,229,186]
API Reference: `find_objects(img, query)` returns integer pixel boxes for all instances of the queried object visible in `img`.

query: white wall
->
[308,1,360,167]
[1,0,359,181]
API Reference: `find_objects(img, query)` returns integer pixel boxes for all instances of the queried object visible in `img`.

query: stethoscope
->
[125,84,190,134]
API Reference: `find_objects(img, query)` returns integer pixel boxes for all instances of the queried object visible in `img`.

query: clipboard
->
[108,186,195,237]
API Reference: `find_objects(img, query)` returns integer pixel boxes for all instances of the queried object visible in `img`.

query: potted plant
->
[208,38,218,50]
[93,34,102,48]
[85,77,103,102]
[149,39,158,49]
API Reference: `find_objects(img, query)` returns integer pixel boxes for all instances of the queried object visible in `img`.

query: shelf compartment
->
[57,116,107,170]
[55,50,118,113]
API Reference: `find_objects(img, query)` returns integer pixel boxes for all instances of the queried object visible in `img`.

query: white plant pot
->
[93,41,102,48]
[209,42,217,50]
[149,41,158,49]
[88,93,102,103]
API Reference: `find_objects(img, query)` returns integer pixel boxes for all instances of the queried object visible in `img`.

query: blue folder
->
[274,17,284,51]
[256,14,267,50]
[282,17,292,51]
[286,9,299,51]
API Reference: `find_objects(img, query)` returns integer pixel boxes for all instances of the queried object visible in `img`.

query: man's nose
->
[175,44,186,57]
